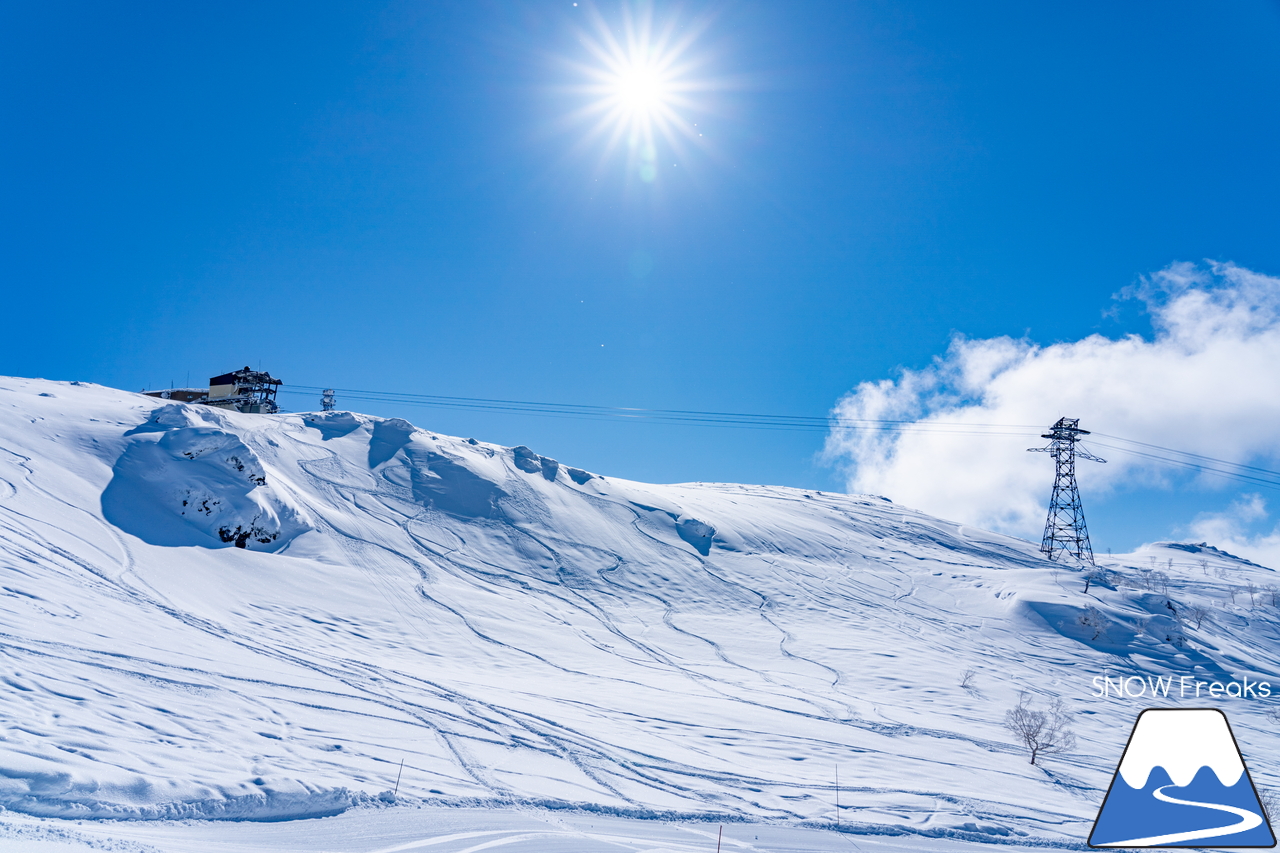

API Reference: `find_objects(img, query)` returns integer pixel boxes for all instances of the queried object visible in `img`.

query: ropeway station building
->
[144,366,282,414]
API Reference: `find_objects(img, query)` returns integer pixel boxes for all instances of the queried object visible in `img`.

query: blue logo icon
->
[1089,708,1276,848]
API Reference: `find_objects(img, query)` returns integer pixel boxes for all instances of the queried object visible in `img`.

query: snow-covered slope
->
[2,377,1279,843]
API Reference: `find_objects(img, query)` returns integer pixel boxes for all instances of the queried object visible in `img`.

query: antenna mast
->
[1028,417,1105,564]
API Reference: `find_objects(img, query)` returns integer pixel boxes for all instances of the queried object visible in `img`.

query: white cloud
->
[1186,494,1280,568]
[823,262,1280,540]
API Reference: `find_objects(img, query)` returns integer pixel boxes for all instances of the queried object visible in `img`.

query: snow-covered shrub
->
[1077,606,1111,641]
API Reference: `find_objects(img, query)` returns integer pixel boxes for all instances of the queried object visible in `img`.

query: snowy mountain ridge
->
[2,376,1279,844]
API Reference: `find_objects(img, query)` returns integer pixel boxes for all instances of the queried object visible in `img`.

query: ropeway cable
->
[280,385,1043,436]
[277,384,1280,490]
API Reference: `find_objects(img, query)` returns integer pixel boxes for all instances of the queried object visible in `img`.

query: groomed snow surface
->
[2,376,1279,851]
[0,805,1090,853]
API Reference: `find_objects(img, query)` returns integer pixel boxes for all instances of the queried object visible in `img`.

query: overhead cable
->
[280,385,1042,436]
[277,385,1280,489]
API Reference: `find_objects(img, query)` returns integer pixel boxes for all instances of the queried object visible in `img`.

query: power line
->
[1087,440,1280,491]
[1093,432,1280,480]
[279,385,1043,436]
[278,384,1280,490]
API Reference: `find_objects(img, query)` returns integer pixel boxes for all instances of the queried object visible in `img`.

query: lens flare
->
[563,3,713,183]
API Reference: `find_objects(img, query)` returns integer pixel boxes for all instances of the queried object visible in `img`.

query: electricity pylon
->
[1028,418,1105,564]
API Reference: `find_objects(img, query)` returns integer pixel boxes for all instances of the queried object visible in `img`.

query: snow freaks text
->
[1092,675,1272,700]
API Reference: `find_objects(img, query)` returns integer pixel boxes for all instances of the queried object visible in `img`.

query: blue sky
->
[4,1,1280,554]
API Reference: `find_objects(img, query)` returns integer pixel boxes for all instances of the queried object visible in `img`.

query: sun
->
[615,64,665,117]
[565,3,711,182]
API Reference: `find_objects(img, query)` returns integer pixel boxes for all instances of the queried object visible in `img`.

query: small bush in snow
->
[1077,606,1111,641]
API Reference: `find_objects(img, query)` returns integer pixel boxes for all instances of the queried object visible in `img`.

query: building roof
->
[209,367,282,387]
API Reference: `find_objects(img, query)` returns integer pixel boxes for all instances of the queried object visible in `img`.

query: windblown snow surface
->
[2,376,1280,851]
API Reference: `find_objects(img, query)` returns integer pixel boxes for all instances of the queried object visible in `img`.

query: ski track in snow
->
[1,378,1279,846]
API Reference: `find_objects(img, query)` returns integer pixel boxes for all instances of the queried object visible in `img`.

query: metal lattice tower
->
[1027,418,1106,564]
[322,389,336,412]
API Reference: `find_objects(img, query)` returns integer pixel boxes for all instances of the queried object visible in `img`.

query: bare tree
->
[1199,559,1209,577]
[1246,582,1259,607]
[1005,693,1076,766]
[1184,603,1209,630]
[1133,568,1170,594]
[1083,568,1113,594]
[960,667,978,691]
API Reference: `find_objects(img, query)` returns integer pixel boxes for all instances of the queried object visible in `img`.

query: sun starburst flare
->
[564,3,714,183]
